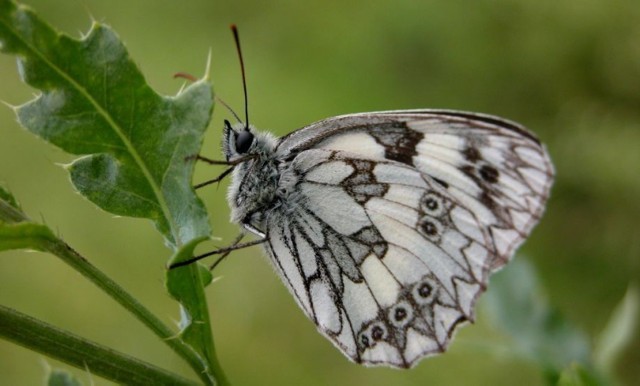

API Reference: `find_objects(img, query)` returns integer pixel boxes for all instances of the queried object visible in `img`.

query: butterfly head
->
[222,119,277,162]
[223,119,253,159]
[222,118,279,228]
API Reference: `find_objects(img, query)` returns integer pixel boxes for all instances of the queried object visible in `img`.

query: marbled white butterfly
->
[172,26,554,368]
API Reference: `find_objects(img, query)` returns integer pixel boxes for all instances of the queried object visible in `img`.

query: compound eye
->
[235,130,254,154]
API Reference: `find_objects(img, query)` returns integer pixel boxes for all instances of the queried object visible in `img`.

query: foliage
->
[0,0,225,384]
[486,260,638,385]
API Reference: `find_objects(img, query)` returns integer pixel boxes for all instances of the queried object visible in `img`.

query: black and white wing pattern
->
[262,110,553,367]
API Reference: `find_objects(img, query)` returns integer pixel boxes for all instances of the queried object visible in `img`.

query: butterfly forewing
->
[276,110,553,270]
[227,109,553,368]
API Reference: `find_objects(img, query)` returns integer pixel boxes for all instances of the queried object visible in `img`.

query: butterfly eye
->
[235,130,254,154]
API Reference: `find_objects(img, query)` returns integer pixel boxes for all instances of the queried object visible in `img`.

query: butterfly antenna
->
[231,24,250,131]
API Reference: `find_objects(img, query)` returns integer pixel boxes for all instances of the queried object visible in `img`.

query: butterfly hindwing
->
[265,149,497,367]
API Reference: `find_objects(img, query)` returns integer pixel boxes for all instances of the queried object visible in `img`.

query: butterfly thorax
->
[226,128,281,232]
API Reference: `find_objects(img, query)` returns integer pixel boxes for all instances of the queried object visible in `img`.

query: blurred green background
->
[1,0,638,385]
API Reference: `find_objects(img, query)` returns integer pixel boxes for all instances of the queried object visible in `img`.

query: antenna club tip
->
[230,24,238,31]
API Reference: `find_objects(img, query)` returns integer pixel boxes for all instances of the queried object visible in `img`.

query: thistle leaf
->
[0,0,213,248]
[0,2,225,383]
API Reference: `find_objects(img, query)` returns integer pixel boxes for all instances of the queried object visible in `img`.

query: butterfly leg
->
[194,167,235,189]
[208,233,244,272]
[168,235,266,270]
[188,154,257,189]
[186,154,257,165]
[186,155,233,165]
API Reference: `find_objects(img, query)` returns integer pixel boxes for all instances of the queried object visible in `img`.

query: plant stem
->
[44,237,220,386]
[1,198,221,385]
[0,304,199,386]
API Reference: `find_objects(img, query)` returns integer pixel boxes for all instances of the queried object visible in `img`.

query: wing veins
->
[367,205,478,313]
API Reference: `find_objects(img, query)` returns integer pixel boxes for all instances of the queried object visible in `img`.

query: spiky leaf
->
[0,0,212,248]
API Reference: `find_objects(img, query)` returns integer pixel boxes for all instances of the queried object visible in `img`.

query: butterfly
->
[172,26,554,368]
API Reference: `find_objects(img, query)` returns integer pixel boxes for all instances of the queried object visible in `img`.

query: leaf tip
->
[0,99,18,112]
[14,2,31,14]
[594,283,640,374]
[56,161,73,171]
[81,3,98,26]
[204,48,212,80]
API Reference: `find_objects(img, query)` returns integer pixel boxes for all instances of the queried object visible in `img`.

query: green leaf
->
[0,3,227,383]
[484,258,591,381]
[0,186,59,253]
[594,285,639,376]
[557,363,604,386]
[0,184,27,224]
[0,0,212,248]
[0,222,56,251]
[0,3,226,384]
[46,369,83,386]
[0,185,20,212]
[167,238,223,380]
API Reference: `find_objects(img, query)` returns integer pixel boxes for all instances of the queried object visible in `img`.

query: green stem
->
[0,206,220,385]
[0,304,199,386]
[185,262,228,385]
[166,239,229,386]
[43,238,219,386]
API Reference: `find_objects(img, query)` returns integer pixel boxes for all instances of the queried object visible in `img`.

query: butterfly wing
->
[264,110,553,367]
[276,110,554,269]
